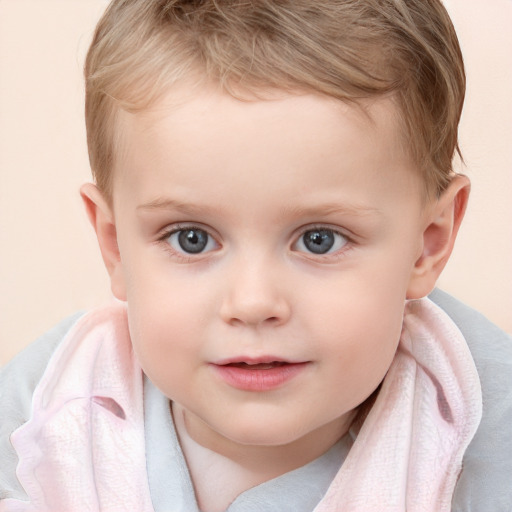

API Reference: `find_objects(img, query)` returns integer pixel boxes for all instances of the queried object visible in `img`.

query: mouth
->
[223,361,291,370]
[211,357,310,391]
[214,355,302,366]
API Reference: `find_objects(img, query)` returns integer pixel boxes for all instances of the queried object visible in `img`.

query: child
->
[1,0,511,510]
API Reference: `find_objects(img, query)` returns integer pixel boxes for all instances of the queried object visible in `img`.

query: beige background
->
[1,0,511,365]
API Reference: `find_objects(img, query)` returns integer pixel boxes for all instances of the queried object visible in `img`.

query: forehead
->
[119,86,402,141]
[111,87,422,212]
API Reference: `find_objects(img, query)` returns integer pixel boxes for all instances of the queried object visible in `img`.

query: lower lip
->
[210,362,309,392]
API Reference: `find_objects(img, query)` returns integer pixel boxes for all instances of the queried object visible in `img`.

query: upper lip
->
[213,356,306,366]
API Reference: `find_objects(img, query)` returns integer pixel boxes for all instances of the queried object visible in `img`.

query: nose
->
[219,257,291,328]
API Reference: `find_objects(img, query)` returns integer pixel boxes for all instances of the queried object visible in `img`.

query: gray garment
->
[1,290,511,510]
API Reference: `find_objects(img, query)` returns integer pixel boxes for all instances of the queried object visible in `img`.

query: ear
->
[407,175,470,299]
[80,183,127,301]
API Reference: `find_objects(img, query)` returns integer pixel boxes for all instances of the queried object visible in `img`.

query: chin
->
[218,416,313,448]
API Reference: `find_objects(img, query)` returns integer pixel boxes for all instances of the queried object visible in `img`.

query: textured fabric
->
[0,305,154,512]
[0,312,84,501]
[0,297,482,511]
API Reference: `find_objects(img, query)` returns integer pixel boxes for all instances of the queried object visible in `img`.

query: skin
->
[82,87,469,510]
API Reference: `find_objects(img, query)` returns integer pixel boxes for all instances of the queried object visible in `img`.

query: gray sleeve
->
[429,289,512,512]
[0,312,84,500]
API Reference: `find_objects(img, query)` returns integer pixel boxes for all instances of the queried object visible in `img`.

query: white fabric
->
[0,304,153,512]
[0,298,482,512]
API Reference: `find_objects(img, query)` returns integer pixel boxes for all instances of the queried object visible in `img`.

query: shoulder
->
[0,312,84,499]
[429,289,512,512]
[429,289,512,358]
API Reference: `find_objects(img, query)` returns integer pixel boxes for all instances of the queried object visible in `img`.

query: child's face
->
[105,88,431,453]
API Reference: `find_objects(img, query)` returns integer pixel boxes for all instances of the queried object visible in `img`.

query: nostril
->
[229,315,282,327]
[220,287,291,327]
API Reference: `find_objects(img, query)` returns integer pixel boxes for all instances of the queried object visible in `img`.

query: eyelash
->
[156,224,219,262]
[293,225,353,261]
[156,223,354,262]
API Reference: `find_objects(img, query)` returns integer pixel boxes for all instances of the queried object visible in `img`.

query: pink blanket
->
[1,298,482,511]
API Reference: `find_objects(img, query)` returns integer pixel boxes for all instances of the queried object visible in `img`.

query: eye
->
[166,227,217,254]
[295,228,348,255]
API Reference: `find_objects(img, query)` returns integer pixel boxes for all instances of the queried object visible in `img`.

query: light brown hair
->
[85,0,465,200]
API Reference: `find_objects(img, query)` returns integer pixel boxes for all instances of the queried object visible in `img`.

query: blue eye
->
[296,228,347,255]
[166,228,217,254]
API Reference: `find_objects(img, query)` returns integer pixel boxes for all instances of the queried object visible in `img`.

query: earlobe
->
[80,183,127,301]
[407,175,470,299]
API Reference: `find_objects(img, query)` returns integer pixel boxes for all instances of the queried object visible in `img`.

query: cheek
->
[305,272,406,398]
[330,306,401,386]
[307,261,407,338]
[127,312,200,401]
[119,245,213,352]
[123,279,206,393]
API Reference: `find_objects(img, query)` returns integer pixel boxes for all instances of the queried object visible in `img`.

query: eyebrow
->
[137,198,219,216]
[282,202,382,219]
[137,197,382,219]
